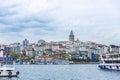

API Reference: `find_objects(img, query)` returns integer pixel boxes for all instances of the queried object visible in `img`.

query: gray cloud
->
[0,0,120,45]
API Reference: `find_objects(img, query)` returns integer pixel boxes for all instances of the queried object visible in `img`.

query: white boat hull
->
[0,70,19,77]
[98,64,120,70]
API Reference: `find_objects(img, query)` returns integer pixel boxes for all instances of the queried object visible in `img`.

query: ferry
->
[0,57,20,77]
[0,49,19,77]
[98,52,120,70]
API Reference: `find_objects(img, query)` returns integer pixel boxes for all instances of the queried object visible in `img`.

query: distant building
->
[23,39,29,47]
[37,40,46,46]
[44,43,52,51]
[69,30,74,42]
[52,44,66,53]
[26,46,35,59]
[0,45,7,57]
[4,46,12,56]
[109,45,120,53]
[10,43,21,55]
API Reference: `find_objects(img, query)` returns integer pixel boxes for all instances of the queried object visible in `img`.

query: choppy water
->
[0,64,120,80]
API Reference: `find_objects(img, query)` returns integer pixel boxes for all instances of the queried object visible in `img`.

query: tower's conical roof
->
[70,30,74,35]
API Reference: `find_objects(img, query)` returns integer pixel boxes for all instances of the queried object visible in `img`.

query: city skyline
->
[0,0,120,45]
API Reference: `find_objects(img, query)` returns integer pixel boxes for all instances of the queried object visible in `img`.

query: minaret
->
[69,30,74,42]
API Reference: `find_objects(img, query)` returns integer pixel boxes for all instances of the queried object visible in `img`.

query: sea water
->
[1,64,120,80]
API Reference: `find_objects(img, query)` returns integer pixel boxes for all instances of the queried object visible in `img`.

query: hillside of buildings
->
[0,31,119,64]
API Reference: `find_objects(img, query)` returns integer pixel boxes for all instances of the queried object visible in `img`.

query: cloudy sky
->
[0,0,120,45]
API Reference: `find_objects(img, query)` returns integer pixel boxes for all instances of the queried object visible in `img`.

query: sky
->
[0,0,120,45]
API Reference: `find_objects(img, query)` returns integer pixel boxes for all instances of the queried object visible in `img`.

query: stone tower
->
[69,30,74,42]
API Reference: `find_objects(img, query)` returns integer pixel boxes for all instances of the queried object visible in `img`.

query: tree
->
[10,52,19,59]
[22,50,26,57]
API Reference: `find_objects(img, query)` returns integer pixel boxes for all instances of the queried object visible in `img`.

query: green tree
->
[10,52,19,59]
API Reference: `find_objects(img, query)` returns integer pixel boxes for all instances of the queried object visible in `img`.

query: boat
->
[0,49,19,77]
[98,52,120,70]
[0,57,20,77]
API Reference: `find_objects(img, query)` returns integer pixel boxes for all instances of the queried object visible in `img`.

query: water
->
[0,64,120,80]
